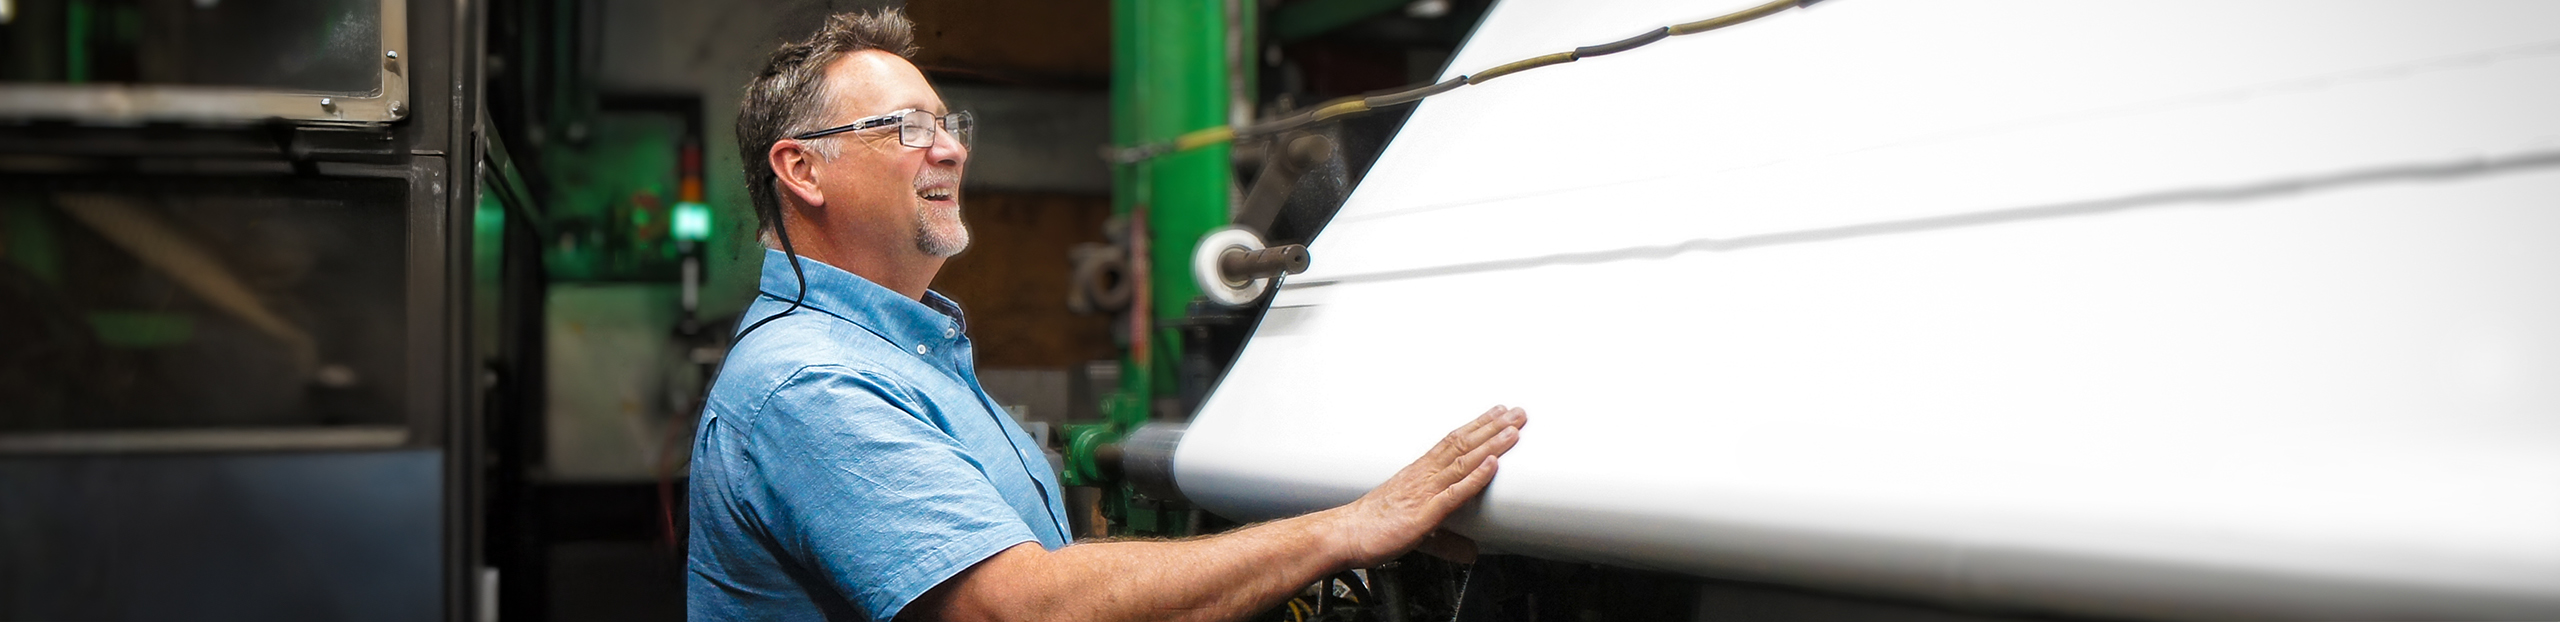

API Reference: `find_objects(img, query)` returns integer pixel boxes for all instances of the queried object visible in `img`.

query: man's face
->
[809,50,971,258]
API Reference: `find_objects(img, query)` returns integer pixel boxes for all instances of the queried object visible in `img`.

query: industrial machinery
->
[1055,0,1323,538]
[0,0,497,619]
[1079,0,2560,620]
[11,1,2551,620]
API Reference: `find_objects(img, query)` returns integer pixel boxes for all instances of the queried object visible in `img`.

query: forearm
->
[916,406,1527,622]
[944,508,1355,622]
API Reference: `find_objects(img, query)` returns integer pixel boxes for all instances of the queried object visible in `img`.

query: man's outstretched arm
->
[905,405,1529,622]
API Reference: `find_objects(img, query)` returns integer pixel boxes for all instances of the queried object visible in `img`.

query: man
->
[689,10,1528,621]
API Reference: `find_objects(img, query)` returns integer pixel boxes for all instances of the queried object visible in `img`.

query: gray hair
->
[735,9,919,238]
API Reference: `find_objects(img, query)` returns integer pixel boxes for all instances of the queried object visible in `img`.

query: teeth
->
[920,188,953,200]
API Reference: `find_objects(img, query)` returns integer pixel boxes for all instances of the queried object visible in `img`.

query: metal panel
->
[0,451,443,622]
[0,0,413,125]
[0,0,482,616]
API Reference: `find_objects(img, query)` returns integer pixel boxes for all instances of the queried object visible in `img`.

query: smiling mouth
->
[917,187,955,202]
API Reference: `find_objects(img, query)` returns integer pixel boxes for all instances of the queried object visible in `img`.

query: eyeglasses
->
[790,108,974,149]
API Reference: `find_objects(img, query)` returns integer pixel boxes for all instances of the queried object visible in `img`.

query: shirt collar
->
[752,248,965,347]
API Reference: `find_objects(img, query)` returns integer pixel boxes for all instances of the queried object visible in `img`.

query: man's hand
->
[908,405,1527,622]
[1324,405,1528,568]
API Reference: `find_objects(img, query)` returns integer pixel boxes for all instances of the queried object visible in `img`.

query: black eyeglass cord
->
[735,204,810,341]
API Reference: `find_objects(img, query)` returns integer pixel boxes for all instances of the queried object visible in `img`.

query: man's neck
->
[773,226,942,301]
[865,254,943,301]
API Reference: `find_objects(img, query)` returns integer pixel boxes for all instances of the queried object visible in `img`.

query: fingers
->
[1429,423,1520,489]
[1427,406,1510,461]
[1395,406,1529,501]
[1434,406,1525,460]
[1451,407,1516,451]
[1350,408,1520,567]
[1426,455,1501,517]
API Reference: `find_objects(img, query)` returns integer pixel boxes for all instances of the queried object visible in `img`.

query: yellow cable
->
[1172,126,1236,152]
[1466,52,1577,84]
[1669,0,1798,35]
[1309,99,1371,122]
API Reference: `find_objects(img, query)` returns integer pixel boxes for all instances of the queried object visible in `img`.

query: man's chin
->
[917,226,969,258]
[913,201,969,257]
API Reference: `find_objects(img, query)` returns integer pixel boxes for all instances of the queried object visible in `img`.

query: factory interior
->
[4,0,2558,620]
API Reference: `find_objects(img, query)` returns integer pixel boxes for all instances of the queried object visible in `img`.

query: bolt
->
[320,97,337,111]
[390,101,406,117]
[385,50,399,59]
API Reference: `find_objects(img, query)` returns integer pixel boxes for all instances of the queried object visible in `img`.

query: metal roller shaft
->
[1095,423,1188,502]
[1219,244,1311,283]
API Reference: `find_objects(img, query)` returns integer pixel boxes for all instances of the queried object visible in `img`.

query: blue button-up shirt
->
[688,249,1071,621]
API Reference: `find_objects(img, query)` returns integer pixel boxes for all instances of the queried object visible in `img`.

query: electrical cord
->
[1107,0,1828,164]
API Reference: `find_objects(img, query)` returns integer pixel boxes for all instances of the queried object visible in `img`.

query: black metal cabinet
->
[0,0,493,619]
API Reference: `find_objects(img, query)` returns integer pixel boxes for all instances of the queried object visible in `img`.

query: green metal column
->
[1103,0,1146,434]
[1067,0,1234,534]
[1115,0,1232,426]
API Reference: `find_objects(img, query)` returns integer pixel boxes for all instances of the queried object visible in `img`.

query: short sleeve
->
[732,365,1039,621]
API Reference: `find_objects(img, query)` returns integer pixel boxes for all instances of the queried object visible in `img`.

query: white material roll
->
[1194,227,1273,307]
[1175,1,2560,619]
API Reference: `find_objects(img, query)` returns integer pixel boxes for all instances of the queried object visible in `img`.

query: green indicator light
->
[673,201,711,241]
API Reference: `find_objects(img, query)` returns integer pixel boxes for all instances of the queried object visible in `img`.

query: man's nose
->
[928,125,967,168]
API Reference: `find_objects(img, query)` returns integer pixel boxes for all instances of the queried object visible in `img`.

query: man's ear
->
[770,140,827,209]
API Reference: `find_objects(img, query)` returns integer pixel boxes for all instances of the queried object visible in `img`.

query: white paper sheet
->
[1174,1,2560,619]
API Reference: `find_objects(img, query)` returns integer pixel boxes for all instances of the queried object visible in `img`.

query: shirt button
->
[915,344,931,355]
[944,326,958,338]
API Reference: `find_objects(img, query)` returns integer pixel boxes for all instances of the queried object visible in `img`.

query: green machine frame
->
[1062,0,1250,536]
